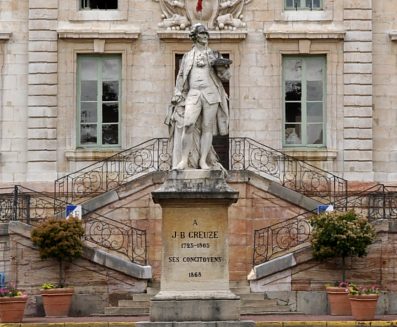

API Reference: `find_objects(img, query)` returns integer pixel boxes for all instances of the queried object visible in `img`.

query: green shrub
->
[31,217,84,287]
[309,210,376,281]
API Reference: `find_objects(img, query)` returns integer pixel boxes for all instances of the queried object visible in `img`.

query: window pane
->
[306,58,324,80]
[312,0,321,8]
[103,59,119,80]
[81,81,98,101]
[307,124,323,144]
[81,0,118,9]
[285,103,301,122]
[78,55,121,147]
[285,124,302,145]
[81,124,97,144]
[285,81,301,101]
[284,59,302,80]
[102,125,118,144]
[81,102,98,123]
[79,59,97,80]
[307,103,323,123]
[307,81,323,101]
[285,0,293,7]
[103,103,119,123]
[103,81,119,101]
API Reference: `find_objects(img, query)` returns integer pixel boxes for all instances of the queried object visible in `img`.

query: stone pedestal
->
[149,170,241,322]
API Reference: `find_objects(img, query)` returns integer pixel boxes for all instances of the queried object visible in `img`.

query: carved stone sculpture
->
[165,24,232,170]
[153,0,252,30]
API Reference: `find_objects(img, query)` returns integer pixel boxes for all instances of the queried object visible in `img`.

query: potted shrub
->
[0,284,28,322]
[348,283,380,320]
[309,210,376,316]
[31,217,84,317]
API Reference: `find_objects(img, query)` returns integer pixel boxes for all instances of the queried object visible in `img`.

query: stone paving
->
[2,315,397,327]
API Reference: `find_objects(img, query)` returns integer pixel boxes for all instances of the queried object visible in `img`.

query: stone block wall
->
[9,227,147,316]
[2,0,397,186]
[250,220,397,314]
[90,173,316,282]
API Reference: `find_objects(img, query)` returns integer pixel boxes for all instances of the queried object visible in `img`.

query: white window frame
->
[282,55,326,148]
[68,0,127,21]
[80,0,118,10]
[284,0,323,11]
[77,55,121,148]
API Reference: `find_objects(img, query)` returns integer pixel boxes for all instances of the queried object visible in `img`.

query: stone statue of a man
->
[169,23,231,170]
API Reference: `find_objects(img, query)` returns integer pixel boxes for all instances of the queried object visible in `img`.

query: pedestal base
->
[151,170,241,323]
[150,298,240,321]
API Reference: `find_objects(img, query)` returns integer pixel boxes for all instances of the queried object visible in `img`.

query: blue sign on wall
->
[66,205,82,219]
[317,204,334,214]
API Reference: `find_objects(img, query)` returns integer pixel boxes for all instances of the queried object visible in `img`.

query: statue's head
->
[189,23,209,43]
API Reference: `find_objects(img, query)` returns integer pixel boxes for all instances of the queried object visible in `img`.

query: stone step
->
[118,300,150,308]
[240,297,294,315]
[132,293,152,301]
[104,306,150,316]
[231,286,252,295]
[239,293,265,301]
[147,287,159,296]
[241,304,292,315]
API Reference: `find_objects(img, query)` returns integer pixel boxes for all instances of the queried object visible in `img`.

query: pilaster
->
[343,0,374,181]
[27,0,58,181]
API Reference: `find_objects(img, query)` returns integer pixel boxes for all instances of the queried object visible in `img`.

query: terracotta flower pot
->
[0,296,28,322]
[349,294,379,320]
[41,288,74,317]
[326,286,351,316]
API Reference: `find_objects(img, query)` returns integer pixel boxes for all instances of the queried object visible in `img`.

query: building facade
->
[0,0,396,187]
[1,0,397,316]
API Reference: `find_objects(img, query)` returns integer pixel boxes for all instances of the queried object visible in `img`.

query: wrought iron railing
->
[0,186,62,224]
[55,137,348,213]
[0,186,147,265]
[84,211,147,265]
[0,188,15,223]
[334,184,397,220]
[253,210,314,265]
[253,184,397,265]
[54,138,171,210]
[230,137,348,206]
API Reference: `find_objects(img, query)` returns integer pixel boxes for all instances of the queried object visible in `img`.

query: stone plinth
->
[151,170,240,322]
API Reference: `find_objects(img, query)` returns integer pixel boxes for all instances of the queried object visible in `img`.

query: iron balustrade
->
[54,138,171,210]
[253,210,314,265]
[253,183,397,266]
[55,137,347,211]
[229,137,347,206]
[0,186,147,265]
[84,211,147,265]
[0,188,14,223]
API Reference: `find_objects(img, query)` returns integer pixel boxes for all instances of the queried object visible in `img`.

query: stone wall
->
[373,0,397,182]
[89,172,316,282]
[9,224,147,316]
[250,222,397,314]
[1,0,397,186]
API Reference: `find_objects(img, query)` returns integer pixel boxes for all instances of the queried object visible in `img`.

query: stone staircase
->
[103,287,157,316]
[231,281,294,315]
[103,281,294,316]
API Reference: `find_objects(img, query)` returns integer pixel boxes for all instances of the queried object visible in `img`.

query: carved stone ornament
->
[153,0,252,31]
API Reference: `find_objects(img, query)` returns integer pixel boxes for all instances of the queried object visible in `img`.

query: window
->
[283,56,326,147]
[77,55,121,147]
[285,0,323,10]
[80,0,118,10]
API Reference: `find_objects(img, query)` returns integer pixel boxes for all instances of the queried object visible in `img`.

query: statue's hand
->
[171,95,183,104]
